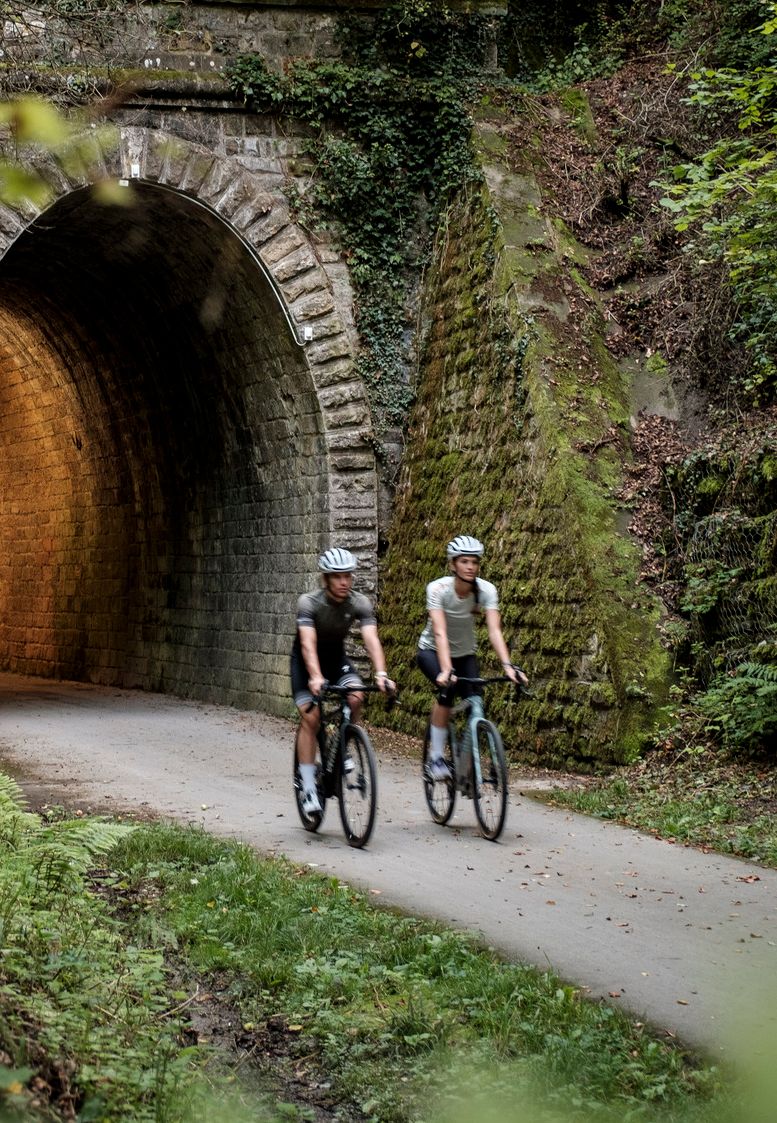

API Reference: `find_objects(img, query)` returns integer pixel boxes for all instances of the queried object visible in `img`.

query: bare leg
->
[296,706,320,764]
[431,701,451,730]
[346,690,366,724]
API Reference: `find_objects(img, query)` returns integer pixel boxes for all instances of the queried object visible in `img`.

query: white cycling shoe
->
[301,789,322,816]
[427,757,452,782]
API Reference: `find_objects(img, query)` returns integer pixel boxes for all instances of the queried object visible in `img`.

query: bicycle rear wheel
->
[422,723,456,825]
[338,725,377,848]
[293,738,325,833]
[472,719,508,841]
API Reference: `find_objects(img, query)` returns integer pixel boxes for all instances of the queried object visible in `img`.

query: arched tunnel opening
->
[0,182,330,712]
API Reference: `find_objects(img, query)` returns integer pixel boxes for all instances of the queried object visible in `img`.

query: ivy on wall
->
[227,3,497,439]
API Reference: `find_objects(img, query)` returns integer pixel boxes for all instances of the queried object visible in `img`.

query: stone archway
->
[0,128,378,712]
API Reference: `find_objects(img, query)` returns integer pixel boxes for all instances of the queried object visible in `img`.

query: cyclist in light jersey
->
[417,535,527,780]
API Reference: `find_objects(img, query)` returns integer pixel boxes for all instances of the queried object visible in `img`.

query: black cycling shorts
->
[290,642,363,708]
[416,649,480,707]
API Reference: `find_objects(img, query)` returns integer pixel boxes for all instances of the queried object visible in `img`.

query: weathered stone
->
[305,334,351,365]
[310,358,354,389]
[290,289,336,321]
[318,382,366,410]
[260,225,307,265]
[273,244,318,284]
[244,204,290,248]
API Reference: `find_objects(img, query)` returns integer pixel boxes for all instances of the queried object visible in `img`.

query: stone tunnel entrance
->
[0,177,363,713]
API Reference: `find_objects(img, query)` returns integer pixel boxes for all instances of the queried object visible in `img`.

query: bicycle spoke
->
[421,724,456,825]
[338,726,377,847]
[472,719,508,841]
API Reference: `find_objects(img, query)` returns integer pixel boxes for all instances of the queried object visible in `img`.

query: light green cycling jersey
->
[417,575,498,658]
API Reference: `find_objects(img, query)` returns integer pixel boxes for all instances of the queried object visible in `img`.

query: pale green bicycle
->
[422,673,530,841]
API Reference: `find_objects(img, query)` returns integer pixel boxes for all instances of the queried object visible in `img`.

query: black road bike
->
[422,673,531,842]
[294,683,393,848]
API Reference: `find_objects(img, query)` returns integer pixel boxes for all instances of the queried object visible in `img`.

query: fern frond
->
[0,772,26,808]
[0,771,39,848]
[9,818,136,894]
[736,661,777,682]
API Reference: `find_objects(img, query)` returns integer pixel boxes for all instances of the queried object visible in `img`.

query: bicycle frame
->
[422,671,528,842]
[314,685,385,770]
[448,693,486,796]
[295,682,394,848]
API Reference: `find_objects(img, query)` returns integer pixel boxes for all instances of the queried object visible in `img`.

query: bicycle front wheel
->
[422,723,455,825]
[338,725,378,848]
[472,719,508,841]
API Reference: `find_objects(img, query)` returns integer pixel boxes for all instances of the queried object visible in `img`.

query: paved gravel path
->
[1,671,775,1057]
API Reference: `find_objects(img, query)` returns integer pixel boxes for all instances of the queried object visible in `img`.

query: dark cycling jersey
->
[291,587,376,705]
[295,588,376,659]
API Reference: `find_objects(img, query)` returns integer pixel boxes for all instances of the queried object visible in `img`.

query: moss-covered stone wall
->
[376,115,671,768]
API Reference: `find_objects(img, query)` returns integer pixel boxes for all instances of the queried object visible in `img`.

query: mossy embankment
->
[377,96,670,769]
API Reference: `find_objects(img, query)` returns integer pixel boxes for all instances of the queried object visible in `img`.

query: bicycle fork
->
[454,696,485,797]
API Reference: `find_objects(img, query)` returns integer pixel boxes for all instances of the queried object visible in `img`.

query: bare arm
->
[485,608,527,686]
[360,624,395,693]
[429,607,454,685]
[299,624,325,696]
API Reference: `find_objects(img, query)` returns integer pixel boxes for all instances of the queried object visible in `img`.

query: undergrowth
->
[0,770,751,1123]
[536,750,777,868]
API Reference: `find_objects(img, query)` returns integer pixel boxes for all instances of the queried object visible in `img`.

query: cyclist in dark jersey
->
[291,547,395,815]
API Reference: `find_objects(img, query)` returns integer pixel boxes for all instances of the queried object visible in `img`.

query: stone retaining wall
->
[0,123,378,712]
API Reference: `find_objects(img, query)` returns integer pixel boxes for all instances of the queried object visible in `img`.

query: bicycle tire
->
[337,724,378,848]
[421,722,456,825]
[293,738,325,833]
[472,719,508,841]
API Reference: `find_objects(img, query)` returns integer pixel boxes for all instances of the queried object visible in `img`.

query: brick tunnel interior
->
[0,182,329,712]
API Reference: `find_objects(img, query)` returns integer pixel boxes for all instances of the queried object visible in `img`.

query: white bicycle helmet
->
[446,535,484,559]
[318,547,358,573]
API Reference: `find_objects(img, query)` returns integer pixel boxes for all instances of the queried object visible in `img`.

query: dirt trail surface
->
[2,671,776,1057]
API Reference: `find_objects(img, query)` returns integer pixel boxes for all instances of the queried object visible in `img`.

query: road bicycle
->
[422,673,530,841]
[294,683,392,848]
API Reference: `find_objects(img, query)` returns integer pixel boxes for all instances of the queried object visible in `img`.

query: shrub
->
[696,660,777,754]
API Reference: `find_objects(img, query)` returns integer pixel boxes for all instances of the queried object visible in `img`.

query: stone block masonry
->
[0,122,379,715]
[0,1,506,78]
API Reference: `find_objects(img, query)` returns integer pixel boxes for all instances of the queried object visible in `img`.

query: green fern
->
[29,819,134,893]
[698,660,777,753]
[736,660,777,683]
[0,773,135,901]
[0,772,39,847]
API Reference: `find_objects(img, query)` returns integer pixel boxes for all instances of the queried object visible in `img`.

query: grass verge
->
[530,749,777,869]
[1,768,770,1123]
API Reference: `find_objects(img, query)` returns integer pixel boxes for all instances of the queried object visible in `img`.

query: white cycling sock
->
[299,763,317,791]
[429,725,447,761]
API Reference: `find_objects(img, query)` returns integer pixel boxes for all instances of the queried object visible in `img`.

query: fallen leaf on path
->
[737,875,760,883]
[677,999,689,1005]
